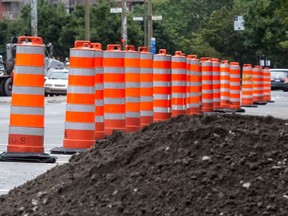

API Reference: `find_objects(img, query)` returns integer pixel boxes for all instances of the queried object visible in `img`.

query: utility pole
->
[121,0,128,49]
[31,0,38,36]
[144,0,147,46]
[84,0,90,40]
[147,0,153,52]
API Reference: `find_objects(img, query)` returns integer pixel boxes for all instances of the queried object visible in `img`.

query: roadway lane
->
[0,96,70,195]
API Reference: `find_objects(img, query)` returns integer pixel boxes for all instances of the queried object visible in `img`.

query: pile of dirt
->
[1,114,288,216]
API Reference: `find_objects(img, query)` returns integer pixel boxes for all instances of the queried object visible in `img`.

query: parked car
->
[44,69,68,96]
[270,69,288,91]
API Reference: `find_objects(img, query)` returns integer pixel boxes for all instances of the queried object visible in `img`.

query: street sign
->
[110,8,122,13]
[234,16,245,31]
[152,15,162,21]
[151,37,156,54]
[133,17,144,21]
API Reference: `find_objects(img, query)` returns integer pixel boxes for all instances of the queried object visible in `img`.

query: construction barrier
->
[0,36,55,162]
[138,46,153,127]
[103,44,126,135]
[252,65,266,105]
[229,62,241,110]
[212,58,221,110]
[171,51,186,116]
[60,40,96,153]
[92,43,104,140]
[125,45,140,132]
[220,60,230,109]
[263,67,272,102]
[187,55,201,115]
[153,49,172,122]
[241,64,255,107]
[201,57,213,112]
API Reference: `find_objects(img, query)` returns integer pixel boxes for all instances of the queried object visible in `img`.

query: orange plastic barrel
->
[212,58,220,110]
[153,49,172,122]
[252,65,263,103]
[138,46,153,127]
[63,40,96,149]
[186,56,191,114]
[8,36,45,153]
[92,43,104,140]
[171,51,187,116]
[241,64,254,106]
[125,45,140,132]
[103,44,125,135]
[229,62,241,109]
[187,55,201,115]
[263,67,271,102]
[200,57,213,112]
[220,60,230,109]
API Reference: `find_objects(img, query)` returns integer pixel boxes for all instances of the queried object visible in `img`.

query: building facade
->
[0,0,144,20]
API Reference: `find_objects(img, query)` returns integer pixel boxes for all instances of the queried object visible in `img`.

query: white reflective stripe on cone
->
[95,84,104,90]
[65,122,95,130]
[95,100,104,106]
[154,107,171,113]
[9,126,44,136]
[125,53,140,59]
[153,94,170,100]
[126,82,140,88]
[67,86,94,94]
[140,96,153,102]
[126,97,140,103]
[103,52,124,58]
[172,69,186,74]
[125,67,140,73]
[95,116,104,122]
[95,67,104,75]
[69,68,95,76]
[70,49,95,58]
[172,93,186,98]
[104,83,125,89]
[14,66,43,75]
[17,46,44,55]
[141,82,153,88]
[10,106,44,115]
[140,68,153,74]
[172,81,186,86]
[126,112,140,118]
[153,69,171,74]
[172,105,186,110]
[202,99,213,103]
[103,67,124,74]
[12,86,44,95]
[104,113,125,120]
[141,111,153,116]
[66,104,95,112]
[104,98,125,104]
[153,81,170,87]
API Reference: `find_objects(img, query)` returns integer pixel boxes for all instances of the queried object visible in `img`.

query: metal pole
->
[84,0,90,40]
[121,0,128,49]
[147,0,152,52]
[31,0,38,36]
[144,0,147,46]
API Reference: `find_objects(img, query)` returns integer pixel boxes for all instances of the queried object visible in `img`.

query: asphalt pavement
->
[0,91,288,195]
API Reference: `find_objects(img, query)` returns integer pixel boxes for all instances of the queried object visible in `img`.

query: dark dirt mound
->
[1,114,288,216]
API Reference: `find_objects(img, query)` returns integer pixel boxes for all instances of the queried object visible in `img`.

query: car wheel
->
[283,88,288,92]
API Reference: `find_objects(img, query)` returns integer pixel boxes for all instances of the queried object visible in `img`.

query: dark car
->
[270,69,288,91]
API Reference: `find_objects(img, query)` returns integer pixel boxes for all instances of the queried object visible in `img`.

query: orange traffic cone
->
[0,36,55,163]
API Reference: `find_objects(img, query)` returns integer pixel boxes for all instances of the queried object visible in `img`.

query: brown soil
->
[1,114,288,216]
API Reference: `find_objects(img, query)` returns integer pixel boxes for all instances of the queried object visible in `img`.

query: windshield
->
[49,72,68,80]
[271,72,288,79]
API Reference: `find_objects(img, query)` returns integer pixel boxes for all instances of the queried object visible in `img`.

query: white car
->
[44,69,68,96]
